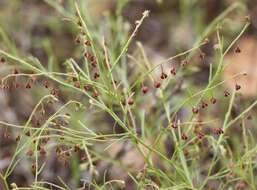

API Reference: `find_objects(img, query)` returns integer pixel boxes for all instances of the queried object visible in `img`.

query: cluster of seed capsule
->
[72,20,103,98]
[168,46,244,152]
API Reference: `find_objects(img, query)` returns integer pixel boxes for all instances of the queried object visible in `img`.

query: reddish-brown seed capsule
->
[75,36,81,44]
[181,60,188,67]
[83,84,90,91]
[181,133,188,140]
[41,137,49,145]
[170,67,176,75]
[15,135,21,142]
[13,69,19,74]
[235,47,241,53]
[35,119,41,127]
[65,151,71,157]
[74,81,81,88]
[74,145,81,152]
[121,99,126,106]
[201,101,208,109]
[183,149,189,157]
[81,30,86,36]
[89,56,95,62]
[43,80,49,88]
[26,149,33,157]
[81,155,87,161]
[25,82,32,89]
[127,98,134,105]
[154,81,161,88]
[213,127,224,135]
[141,86,149,94]
[25,131,31,136]
[91,60,97,67]
[2,85,9,90]
[93,72,100,79]
[92,90,99,98]
[171,120,178,129]
[77,21,82,27]
[56,146,62,154]
[210,97,217,104]
[197,132,204,140]
[247,115,252,120]
[37,145,42,151]
[84,52,91,59]
[50,88,59,98]
[224,90,230,97]
[235,84,241,91]
[0,57,6,63]
[192,107,199,114]
[84,40,91,46]
[160,72,168,80]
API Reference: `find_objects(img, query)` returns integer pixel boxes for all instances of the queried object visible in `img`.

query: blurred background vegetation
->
[0,0,257,189]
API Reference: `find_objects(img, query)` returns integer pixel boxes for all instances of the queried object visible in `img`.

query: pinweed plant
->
[0,1,256,190]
